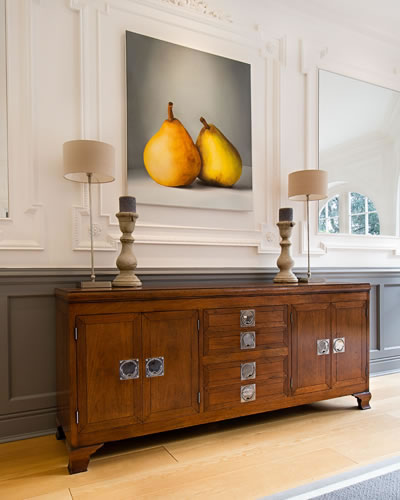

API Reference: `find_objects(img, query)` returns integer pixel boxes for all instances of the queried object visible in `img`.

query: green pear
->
[196,117,242,187]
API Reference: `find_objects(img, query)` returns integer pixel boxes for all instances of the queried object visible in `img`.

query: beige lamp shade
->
[63,140,115,183]
[288,169,328,201]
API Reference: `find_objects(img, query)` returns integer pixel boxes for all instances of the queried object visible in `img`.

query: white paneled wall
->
[1,0,400,269]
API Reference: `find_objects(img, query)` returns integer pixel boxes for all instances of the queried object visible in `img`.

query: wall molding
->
[0,0,45,251]
[67,0,286,255]
[159,0,233,23]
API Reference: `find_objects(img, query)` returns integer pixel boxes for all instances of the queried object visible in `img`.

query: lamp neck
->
[87,172,95,282]
[306,194,311,279]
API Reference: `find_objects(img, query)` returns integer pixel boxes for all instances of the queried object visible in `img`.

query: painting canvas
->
[126,31,252,211]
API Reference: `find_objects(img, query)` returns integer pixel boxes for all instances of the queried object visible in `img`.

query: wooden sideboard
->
[55,281,371,474]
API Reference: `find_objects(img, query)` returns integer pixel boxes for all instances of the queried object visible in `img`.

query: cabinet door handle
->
[333,337,345,353]
[317,339,330,355]
[119,359,139,380]
[241,362,256,380]
[145,357,164,377]
[240,331,256,350]
[240,309,255,327]
[241,384,256,402]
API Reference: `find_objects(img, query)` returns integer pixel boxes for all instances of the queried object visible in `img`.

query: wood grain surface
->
[0,373,398,499]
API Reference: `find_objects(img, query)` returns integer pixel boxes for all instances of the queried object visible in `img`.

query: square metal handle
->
[317,339,330,355]
[241,384,256,402]
[241,362,256,380]
[145,357,164,377]
[333,337,345,353]
[119,359,139,380]
[240,331,256,350]
[240,309,255,327]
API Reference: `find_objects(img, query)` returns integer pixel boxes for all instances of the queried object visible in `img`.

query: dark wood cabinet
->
[331,301,368,389]
[76,313,142,435]
[56,282,371,474]
[141,310,199,422]
[291,302,331,395]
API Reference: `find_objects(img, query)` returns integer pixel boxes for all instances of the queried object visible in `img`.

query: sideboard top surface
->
[55,281,371,303]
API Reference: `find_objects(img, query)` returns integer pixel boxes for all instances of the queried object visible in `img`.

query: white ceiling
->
[273,0,400,45]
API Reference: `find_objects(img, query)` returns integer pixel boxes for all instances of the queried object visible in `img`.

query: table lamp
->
[288,169,328,282]
[63,139,115,288]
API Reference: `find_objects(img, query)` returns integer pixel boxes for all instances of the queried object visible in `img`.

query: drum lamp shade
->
[63,140,115,183]
[288,169,328,201]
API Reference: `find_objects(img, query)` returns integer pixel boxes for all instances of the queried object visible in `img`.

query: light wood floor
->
[1,373,400,500]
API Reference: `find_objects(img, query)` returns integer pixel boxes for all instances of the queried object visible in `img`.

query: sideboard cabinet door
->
[76,313,142,434]
[291,303,331,395]
[331,301,368,388]
[142,310,199,422]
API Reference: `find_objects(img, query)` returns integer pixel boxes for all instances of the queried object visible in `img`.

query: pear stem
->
[200,117,210,129]
[168,102,174,121]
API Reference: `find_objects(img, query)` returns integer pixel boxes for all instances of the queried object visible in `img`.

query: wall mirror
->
[318,69,400,238]
[0,0,8,218]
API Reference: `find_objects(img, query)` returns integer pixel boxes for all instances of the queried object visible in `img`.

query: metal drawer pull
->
[241,384,256,402]
[240,331,256,350]
[241,362,256,380]
[333,337,345,353]
[317,339,330,355]
[119,359,139,380]
[145,357,164,377]
[240,309,255,327]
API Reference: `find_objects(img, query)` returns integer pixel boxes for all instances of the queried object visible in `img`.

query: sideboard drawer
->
[204,356,287,388]
[204,306,287,331]
[204,376,287,411]
[204,327,288,355]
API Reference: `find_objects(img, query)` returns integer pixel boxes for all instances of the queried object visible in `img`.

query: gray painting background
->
[126,31,252,177]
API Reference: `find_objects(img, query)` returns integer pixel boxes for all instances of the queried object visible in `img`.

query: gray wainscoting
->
[0,268,399,442]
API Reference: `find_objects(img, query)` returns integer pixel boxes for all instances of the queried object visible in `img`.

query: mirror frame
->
[301,39,400,257]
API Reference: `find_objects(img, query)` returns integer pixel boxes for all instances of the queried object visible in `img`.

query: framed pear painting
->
[126,30,252,211]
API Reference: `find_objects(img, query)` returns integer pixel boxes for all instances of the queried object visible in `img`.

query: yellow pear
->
[143,102,201,187]
[196,117,242,187]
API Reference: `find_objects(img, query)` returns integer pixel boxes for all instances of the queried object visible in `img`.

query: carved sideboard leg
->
[55,425,66,441]
[353,391,372,410]
[67,443,104,474]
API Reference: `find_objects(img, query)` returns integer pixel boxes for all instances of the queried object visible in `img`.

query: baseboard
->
[0,408,56,443]
[370,356,400,376]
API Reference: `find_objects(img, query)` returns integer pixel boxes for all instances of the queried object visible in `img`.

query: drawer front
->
[203,356,288,411]
[204,327,288,355]
[204,306,287,331]
[205,356,287,388]
[205,378,287,411]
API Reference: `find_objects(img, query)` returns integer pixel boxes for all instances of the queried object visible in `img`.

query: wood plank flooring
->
[1,373,400,499]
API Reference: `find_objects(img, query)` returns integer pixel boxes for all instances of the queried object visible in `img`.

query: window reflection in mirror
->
[318,69,400,237]
[0,0,8,218]
[319,192,380,235]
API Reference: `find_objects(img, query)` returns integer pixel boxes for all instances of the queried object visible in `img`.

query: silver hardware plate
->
[317,339,330,355]
[119,359,139,380]
[241,384,256,402]
[333,337,345,353]
[145,357,164,377]
[240,309,255,327]
[241,362,256,380]
[240,331,256,350]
